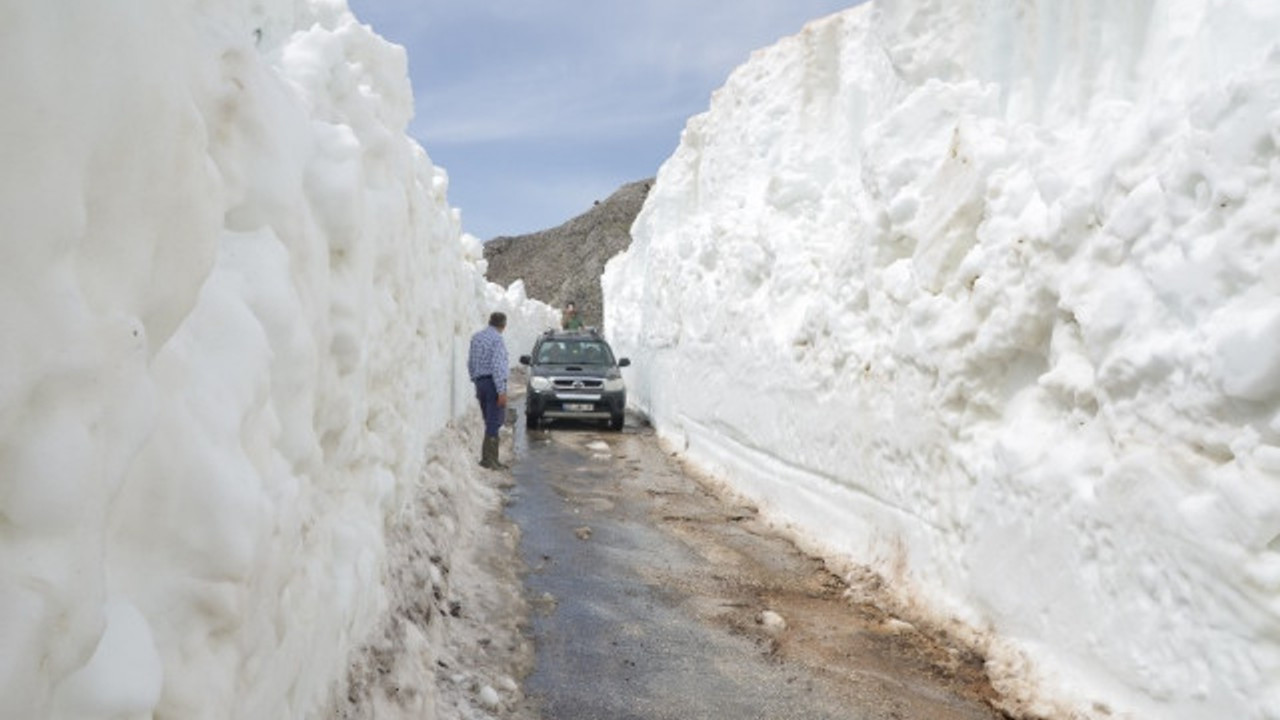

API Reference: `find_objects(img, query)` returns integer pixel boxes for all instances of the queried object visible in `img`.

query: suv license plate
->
[564,403,593,412]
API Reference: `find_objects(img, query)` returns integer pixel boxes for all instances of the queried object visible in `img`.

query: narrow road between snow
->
[504,402,1012,720]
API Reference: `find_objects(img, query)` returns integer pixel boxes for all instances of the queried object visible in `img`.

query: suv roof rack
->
[543,327,602,338]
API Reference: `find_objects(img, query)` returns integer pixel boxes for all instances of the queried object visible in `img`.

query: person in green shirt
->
[562,301,584,330]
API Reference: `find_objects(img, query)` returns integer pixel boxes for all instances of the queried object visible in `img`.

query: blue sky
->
[346,0,860,240]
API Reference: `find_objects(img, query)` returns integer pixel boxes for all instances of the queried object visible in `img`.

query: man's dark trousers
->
[474,376,502,437]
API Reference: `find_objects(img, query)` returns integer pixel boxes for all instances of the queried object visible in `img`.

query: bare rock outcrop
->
[483,178,653,331]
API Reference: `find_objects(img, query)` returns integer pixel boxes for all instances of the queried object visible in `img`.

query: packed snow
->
[0,1,552,718]
[605,1,1280,718]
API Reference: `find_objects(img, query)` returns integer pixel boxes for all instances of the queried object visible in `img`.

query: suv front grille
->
[552,377,605,390]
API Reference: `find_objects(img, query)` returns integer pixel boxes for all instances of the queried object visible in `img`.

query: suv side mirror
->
[618,358,631,367]
[519,355,531,365]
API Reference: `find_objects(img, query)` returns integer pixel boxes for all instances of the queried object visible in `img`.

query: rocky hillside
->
[483,178,653,330]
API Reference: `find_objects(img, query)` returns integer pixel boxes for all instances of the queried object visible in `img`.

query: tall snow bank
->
[604,1,1280,718]
[0,2,554,718]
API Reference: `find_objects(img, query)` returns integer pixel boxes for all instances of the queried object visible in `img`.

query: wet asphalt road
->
[507,419,855,719]
[503,406,1005,720]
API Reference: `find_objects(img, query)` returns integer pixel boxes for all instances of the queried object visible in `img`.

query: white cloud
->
[348,0,861,237]
[366,0,859,144]
[413,84,696,146]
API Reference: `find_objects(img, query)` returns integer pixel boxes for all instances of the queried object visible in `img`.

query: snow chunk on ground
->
[328,421,533,719]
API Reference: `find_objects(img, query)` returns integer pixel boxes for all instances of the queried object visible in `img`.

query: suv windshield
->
[535,339,615,366]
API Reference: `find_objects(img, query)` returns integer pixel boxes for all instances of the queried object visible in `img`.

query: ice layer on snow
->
[604,1,1280,718]
[0,2,553,718]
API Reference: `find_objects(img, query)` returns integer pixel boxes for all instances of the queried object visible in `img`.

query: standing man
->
[468,311,509,469]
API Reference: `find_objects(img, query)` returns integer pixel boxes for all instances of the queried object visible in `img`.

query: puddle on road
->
[503,411,1017,720]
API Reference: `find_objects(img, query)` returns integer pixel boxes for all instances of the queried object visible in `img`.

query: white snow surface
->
[0,2,553,718]
[605,1,1280,718]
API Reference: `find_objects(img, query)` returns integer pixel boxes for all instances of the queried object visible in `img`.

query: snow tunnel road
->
[503,408,1010,720]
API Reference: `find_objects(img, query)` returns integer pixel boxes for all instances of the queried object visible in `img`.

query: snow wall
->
[604,1,1280,718]
[0,2,554,718]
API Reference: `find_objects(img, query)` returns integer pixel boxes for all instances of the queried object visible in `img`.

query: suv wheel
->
[526,411,541,429]
[608,413,624,432]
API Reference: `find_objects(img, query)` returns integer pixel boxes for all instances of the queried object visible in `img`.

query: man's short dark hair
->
[489,312,507,329]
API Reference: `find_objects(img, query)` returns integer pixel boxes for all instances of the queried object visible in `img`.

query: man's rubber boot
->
[485,436,508,470]
[479,437,496,469]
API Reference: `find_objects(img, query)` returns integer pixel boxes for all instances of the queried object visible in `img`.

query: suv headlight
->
[530,376,552,392]
[604,377,625,392]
